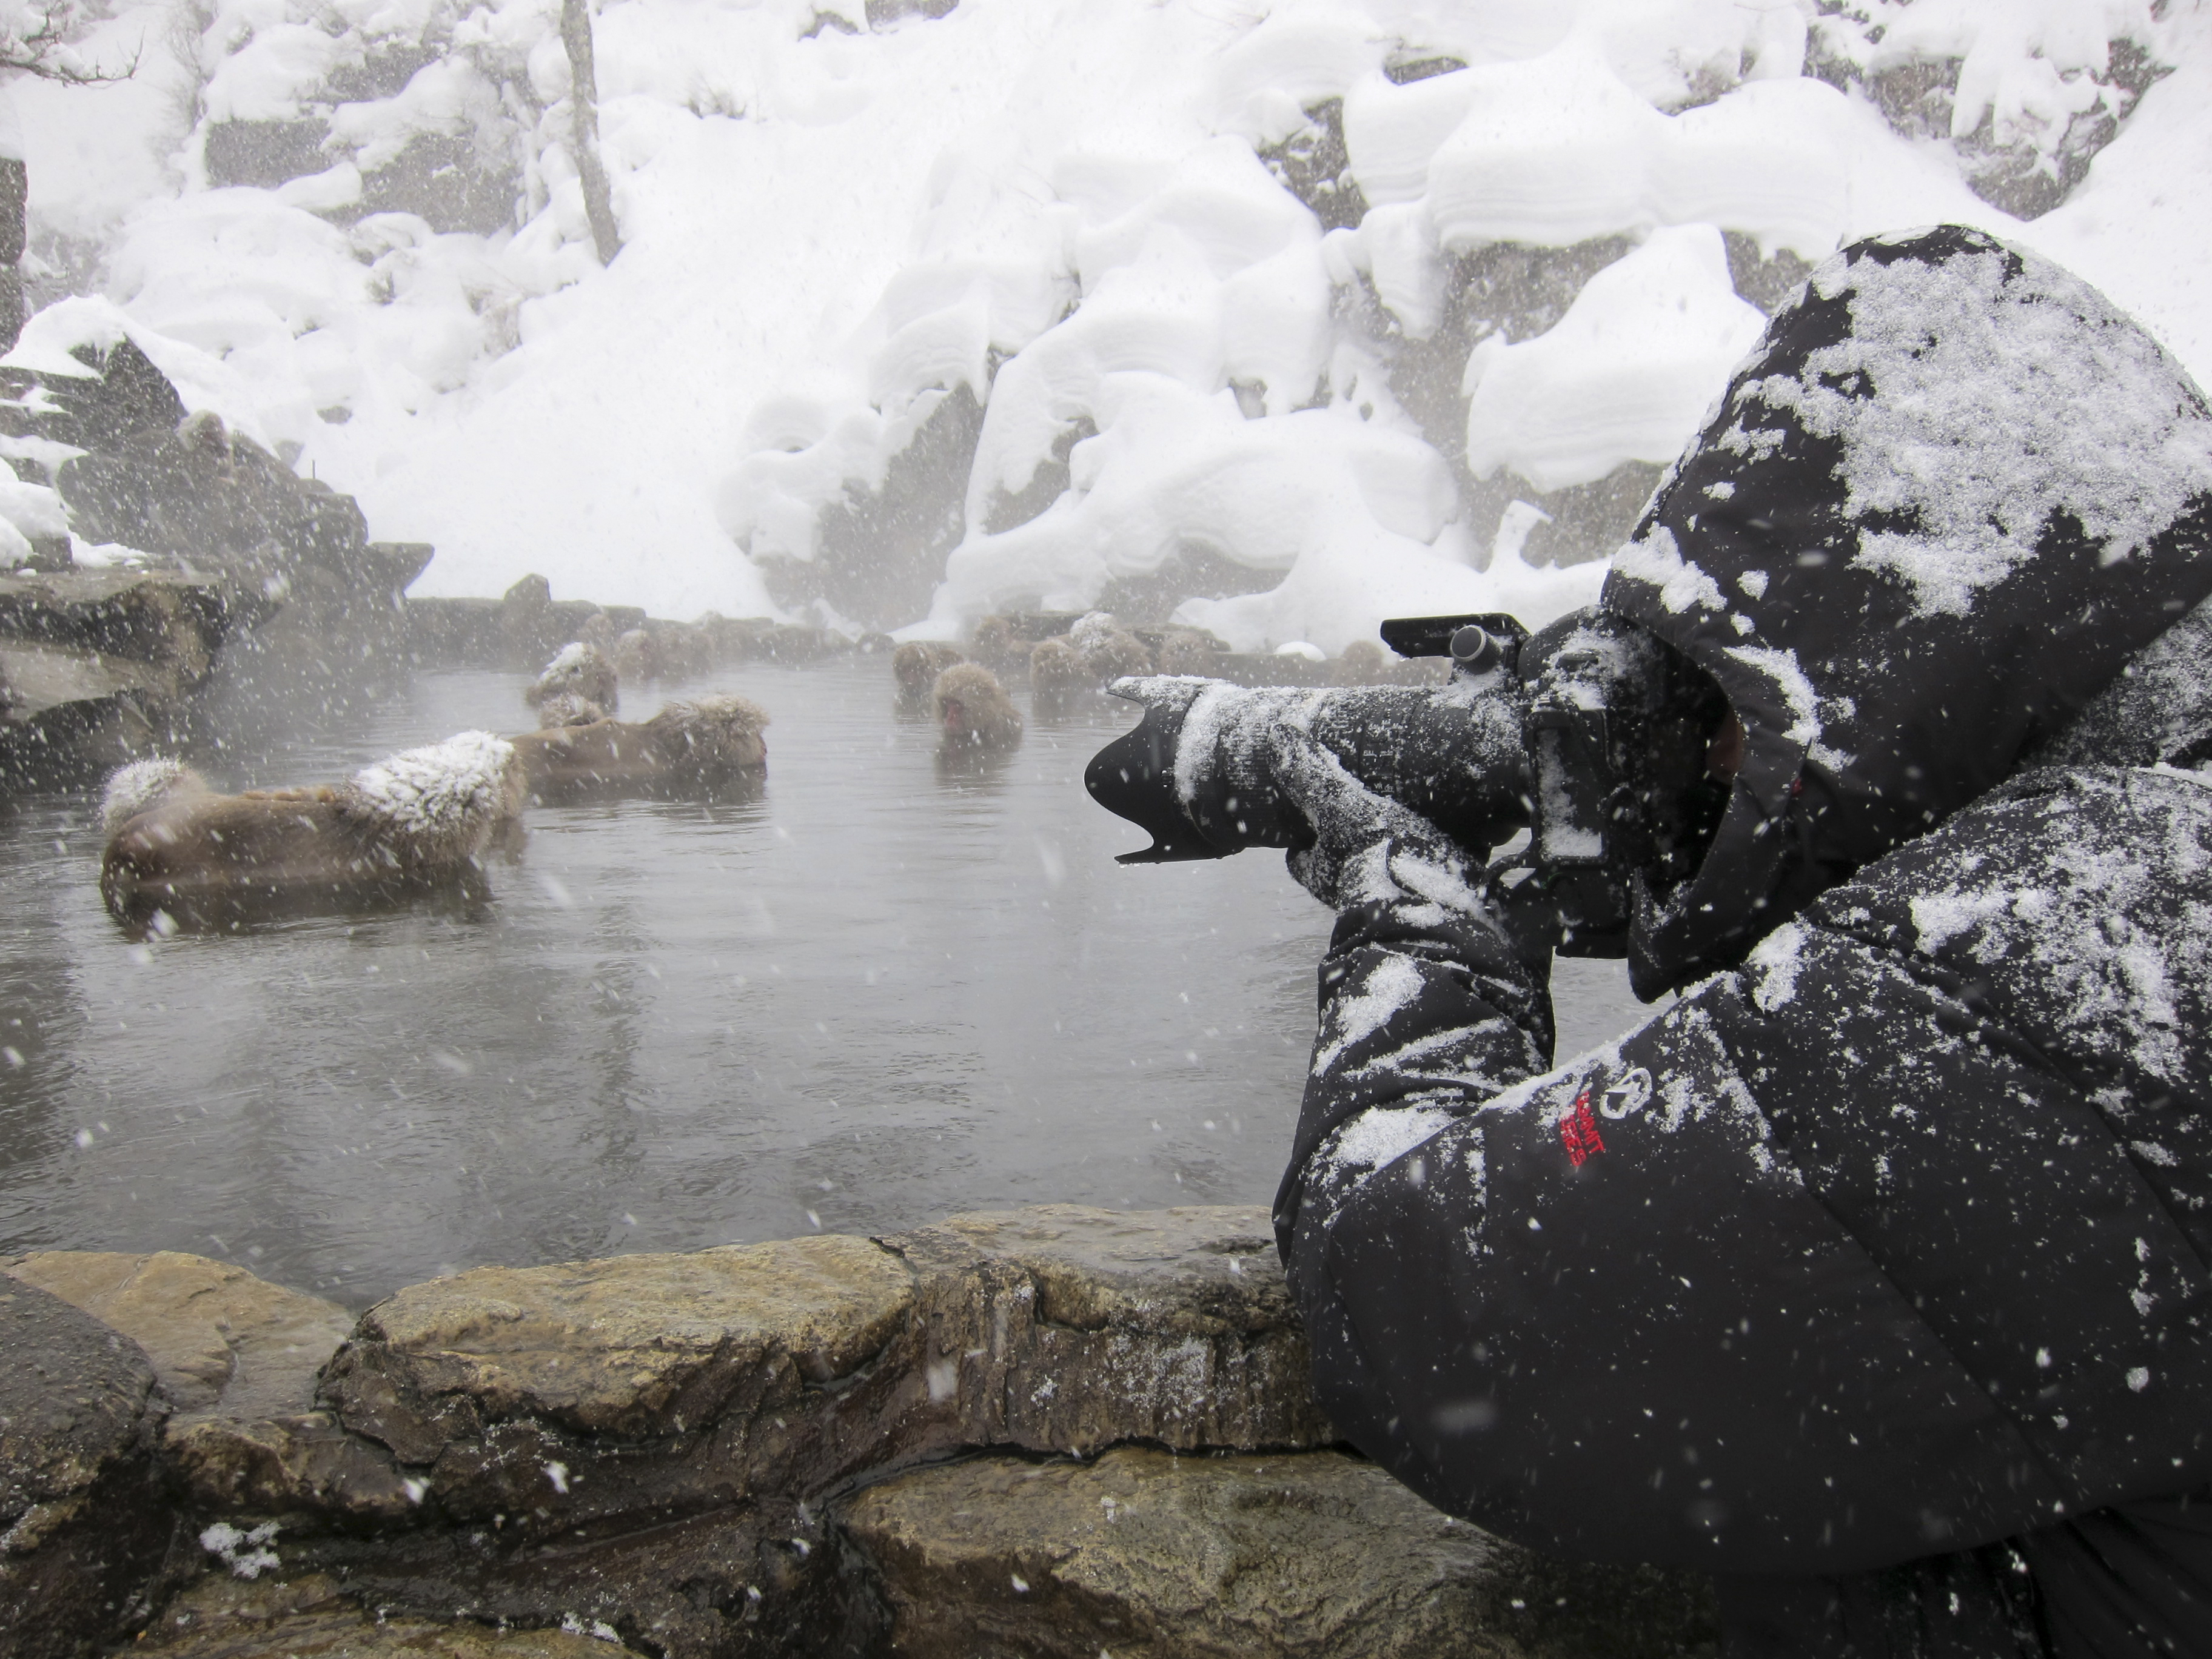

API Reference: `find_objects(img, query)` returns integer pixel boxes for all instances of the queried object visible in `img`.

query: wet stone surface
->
[843,1446,1721,1659]
[0,1277,177,1658]
[0,1208,1717,1658]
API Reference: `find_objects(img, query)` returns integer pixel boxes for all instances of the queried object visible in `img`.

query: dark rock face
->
[1352,235,1651,569]
[0,569,269,779]
[1,155,25,354]
[1258,101,1366,234]
[357,135,521,236]
[758,384,985,632]
[193,47,521,237]
[0,1279,176,1657]
[58,416,367,582]
[201,122,331,191]
[0,336,185,467]
[1808,27,2168,221]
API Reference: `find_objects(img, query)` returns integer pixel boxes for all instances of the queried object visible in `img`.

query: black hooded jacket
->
[1274,228,2212,1657]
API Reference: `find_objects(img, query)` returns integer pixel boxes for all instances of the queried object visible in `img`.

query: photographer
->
[1244,229,2212,1655]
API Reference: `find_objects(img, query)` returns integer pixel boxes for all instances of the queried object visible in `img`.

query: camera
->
[1083,609,1729,956]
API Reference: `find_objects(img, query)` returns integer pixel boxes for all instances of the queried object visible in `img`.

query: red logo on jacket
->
[1560,1089,1606,1166]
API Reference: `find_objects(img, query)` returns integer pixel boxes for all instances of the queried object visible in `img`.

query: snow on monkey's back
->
[337,731,522,864]
[100,757,204,837]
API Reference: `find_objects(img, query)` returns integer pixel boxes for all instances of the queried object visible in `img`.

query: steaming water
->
[0,658,1647,1307]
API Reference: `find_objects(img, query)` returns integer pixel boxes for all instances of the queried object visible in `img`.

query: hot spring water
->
[0,657,1647,1306]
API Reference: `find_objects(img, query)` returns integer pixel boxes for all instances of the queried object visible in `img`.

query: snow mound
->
[0,459,67,566]
[1462,225,1767,494]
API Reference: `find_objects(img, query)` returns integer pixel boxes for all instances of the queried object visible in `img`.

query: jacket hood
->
[1604,225,2212,996]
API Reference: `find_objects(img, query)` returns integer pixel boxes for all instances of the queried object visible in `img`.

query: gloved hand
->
[1261,720,1495,919]
[1087,673,1527,912]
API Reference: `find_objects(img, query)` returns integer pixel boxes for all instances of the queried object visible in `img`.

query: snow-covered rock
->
[9,0,2200,640]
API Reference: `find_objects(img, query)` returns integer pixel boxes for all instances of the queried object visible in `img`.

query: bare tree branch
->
[2,0,140,85]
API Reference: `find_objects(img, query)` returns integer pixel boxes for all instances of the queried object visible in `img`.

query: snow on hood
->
[1604,224,2212,994]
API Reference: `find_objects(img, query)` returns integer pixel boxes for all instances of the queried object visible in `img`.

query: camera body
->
[1084,609,1728,957]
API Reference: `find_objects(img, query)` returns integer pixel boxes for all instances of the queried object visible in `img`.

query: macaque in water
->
[1081,629,1154,682]
[1153,627,1228,677]
[1029,635,1087,695]
[527,642,618,716]
[613,628,660,684]
[99,735,527,930]
[534,691,608,728]
[933,663,1023,753]
[893,642,965,710]
[512,695,769,799]
[968,615,1027,670]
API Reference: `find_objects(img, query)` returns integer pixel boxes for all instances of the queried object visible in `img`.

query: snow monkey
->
[511,695,769,799]
[1068,611,1154,682]
[892,641,964,711]
[612,628,660,684]
[967,614,1025,670]
[1028,634,1088,696]
[99,734,526,930]
[526,641,618,717]
[1152,626,1227,677]
[932,663,1023,754]
[534,691,608,728]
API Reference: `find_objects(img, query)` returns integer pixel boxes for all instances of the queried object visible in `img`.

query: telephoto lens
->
[1084,675,1532,865]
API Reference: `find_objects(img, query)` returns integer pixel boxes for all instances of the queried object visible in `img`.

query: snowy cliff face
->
[7,0,2201,637]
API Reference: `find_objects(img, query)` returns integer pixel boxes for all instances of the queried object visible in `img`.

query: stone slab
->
[843,1447,1720,1659]
[883,1205,1335,1456]
[133,1572,644,1657]
[0,569,253,671]
[0,640,160,718]
[323,1233,915,1455]
[7,1250,354,1421]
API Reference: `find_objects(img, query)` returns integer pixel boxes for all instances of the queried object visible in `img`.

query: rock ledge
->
[7,1207,1718,1658]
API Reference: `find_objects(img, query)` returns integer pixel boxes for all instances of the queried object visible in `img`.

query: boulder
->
[4,1250,352,1423]
[135,1571,645,1657]
[0,1278,176,1657]
[2,1250,367,1517]
[842,1447,1721,1659]
[326,1233,914,1456]
[58,413,368,583]
[886,1205,1333,1456]
[315,1207,1327,1517]
[0,568,269,779]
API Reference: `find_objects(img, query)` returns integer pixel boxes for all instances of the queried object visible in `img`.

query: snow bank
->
[1461,225,1766,493]
[13,0,2205,640]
